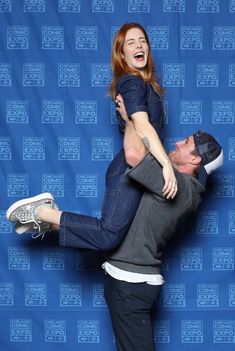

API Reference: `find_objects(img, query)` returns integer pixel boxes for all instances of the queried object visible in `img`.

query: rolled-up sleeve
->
[117,75,148,117]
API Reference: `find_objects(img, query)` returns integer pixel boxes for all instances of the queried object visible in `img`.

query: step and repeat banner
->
[0,0,234,350]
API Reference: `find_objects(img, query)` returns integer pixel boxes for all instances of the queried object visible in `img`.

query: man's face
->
[122,27,149,72]
[169,135,197,166]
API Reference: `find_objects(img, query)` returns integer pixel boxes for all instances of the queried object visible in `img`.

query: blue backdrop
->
[0,0,234,350]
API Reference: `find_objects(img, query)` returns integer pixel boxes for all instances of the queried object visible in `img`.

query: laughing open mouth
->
[134,52,145,60]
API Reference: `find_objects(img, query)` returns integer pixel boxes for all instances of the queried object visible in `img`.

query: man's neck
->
[173,164,195,176]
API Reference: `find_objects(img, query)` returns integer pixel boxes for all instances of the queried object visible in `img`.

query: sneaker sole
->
[15,222,34,234]
[6,192,54,222]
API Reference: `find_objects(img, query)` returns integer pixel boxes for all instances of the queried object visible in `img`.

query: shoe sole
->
[15,222,34,234]
[6,192,54,222]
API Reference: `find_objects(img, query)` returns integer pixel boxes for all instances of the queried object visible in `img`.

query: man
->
[102,126,223,351]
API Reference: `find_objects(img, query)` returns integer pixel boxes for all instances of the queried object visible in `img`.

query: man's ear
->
[191,154,201,166]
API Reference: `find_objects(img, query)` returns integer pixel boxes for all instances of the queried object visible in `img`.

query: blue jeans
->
[59,149,143,250]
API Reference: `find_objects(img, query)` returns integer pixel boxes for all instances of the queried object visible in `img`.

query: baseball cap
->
[193,131,223,187]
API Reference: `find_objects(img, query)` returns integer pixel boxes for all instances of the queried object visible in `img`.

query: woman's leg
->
[59,150,143,250]
[36,207,61,231]
[7,150,143,249]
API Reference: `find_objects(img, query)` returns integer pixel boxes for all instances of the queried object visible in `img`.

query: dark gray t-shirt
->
[107,153,205,274]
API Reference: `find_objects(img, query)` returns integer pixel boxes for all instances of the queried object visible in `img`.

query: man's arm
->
[127,153,164,195]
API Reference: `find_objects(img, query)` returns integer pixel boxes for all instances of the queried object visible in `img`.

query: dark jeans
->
[104,274,161,351]
[59,149,143,250]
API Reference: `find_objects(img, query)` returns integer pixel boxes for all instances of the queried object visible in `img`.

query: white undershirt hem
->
[102,261,164,286]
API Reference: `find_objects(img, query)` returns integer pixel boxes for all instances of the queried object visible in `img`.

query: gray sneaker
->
[6,193,58,238]
[14,221,56,239]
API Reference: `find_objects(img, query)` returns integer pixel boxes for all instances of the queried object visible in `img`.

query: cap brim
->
[204,150,224,175]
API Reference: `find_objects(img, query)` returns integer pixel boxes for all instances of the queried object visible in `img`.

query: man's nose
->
[175,140,183,148]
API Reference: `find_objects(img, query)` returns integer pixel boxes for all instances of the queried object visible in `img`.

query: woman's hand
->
[115,94,129,122]
[162,162,178,199]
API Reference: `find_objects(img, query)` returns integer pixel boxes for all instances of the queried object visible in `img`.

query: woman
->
[111,22,175,189]
[6,23,177,249]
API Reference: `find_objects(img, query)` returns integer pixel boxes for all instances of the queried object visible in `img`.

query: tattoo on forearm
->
[143,137,150,150]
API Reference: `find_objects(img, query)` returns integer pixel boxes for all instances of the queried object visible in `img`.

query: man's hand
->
[115,94,128,122]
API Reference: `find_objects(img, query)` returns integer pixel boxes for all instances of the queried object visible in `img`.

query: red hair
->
[109,23,163,98]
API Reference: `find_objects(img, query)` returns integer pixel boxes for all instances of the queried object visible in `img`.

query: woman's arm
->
[116,94,146,167]
[132,111,169,167]
[123,118,147,167]
[131,111,177,198]
[116,94,177,199]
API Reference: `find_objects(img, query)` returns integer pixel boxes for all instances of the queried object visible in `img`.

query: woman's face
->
[122,27,149,72]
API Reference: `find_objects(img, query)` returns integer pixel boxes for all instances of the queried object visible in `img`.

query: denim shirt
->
[116,74,164,135]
